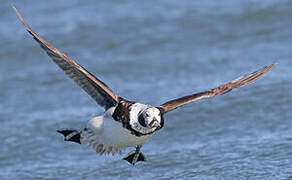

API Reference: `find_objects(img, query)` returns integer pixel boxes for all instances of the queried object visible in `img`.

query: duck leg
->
[123,145,146,165]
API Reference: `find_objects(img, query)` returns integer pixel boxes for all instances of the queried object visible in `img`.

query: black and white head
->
[138,107,163,129]
[129,103,164,135]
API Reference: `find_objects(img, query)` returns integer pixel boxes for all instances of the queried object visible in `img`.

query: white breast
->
[81,107,153,155]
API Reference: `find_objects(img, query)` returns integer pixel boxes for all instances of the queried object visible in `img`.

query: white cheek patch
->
[129,103,148,122]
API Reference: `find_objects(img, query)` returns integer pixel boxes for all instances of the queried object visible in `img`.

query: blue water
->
[1,0,292,179]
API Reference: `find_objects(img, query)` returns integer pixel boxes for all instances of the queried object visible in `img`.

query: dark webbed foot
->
[123,150,146,165]
[123,145,146,165]
[57,129,81,144]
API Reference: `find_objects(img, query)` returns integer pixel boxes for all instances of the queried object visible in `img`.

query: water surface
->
[1,1,292,179]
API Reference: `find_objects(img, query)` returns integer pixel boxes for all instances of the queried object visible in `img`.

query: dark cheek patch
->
[138,114,147,127]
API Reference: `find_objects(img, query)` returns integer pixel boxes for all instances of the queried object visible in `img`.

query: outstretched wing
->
[160,64,276,114]
[13,7,120,110]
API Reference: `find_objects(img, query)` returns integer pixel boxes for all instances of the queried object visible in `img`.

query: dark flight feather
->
[13,6,120,110]
[160,64,276,114]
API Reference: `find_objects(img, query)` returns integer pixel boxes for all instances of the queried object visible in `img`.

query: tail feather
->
[57,129,81,144]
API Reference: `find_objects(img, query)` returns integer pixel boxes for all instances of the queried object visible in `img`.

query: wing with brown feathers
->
[160,64,276,114]
[13,7,120,110]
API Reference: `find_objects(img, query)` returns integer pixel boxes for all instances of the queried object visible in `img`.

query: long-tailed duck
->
[14,7,276,165]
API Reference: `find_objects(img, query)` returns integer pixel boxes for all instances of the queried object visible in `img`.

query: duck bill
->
[149,120,161,128]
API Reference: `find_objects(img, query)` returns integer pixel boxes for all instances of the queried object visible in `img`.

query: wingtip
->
[12,5,20,17]
[266,62,277,72]
[13,6,28,28]
[13,5,22,20]
[261,63,277,74]
[272,62,278,67]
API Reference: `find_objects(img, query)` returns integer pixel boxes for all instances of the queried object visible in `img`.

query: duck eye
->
[145,112,150,117]
[138,114,147,127]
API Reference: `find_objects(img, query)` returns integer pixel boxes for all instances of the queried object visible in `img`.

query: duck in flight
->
[14,7,276,165]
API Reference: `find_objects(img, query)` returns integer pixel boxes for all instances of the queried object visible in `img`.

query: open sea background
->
[1,0,292,179]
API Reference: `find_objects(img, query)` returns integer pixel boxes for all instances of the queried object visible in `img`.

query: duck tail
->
[57,129,81,144]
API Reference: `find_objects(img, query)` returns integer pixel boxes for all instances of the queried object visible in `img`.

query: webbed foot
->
[123,150,146,165]
[123,145,146,165]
